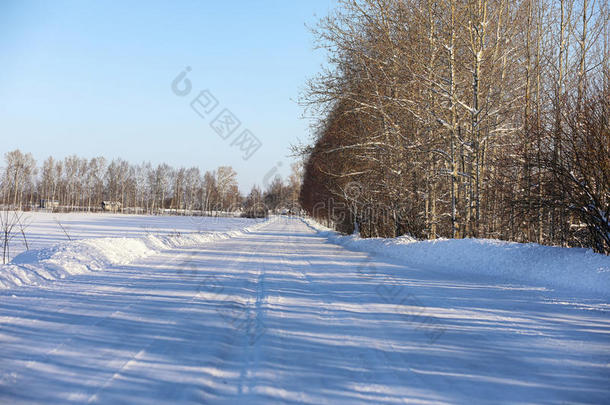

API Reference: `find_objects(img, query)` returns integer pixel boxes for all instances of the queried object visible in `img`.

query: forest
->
[298,0,610,254]
[0,151,301,218]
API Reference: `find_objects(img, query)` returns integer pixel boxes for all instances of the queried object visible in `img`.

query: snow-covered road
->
[1,217,609,404]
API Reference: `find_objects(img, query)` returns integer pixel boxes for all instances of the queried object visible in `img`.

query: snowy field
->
[0,216,609,403]
[3,212,261,259]
[0,212,264,289]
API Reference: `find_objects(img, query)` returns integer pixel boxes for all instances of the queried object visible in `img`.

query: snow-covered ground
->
[0,216,608,404]
[303,218,610,299]
[0,212,264,289]
[4,212,260,259]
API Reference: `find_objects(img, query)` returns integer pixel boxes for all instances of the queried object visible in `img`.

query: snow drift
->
[0,219,268,290]
[303,218,610,298]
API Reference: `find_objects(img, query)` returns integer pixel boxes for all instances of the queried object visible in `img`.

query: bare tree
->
[299,0,609,252]
[3,150,37,210]
[215,166,238,211]
[1,210,24,264]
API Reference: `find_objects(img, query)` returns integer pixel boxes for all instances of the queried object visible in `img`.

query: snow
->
[4,212,262,259]
[0,216,608,404]
[0,213,266,290]
[303,218,610,299]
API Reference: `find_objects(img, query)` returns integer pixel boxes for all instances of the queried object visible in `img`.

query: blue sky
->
[0,0,336,191]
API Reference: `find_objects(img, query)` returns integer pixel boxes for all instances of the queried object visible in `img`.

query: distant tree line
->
[299,0,609,253]
[0,151,302,217]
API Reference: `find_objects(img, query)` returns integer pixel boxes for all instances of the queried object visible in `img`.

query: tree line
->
[299,0,609,253]
[0,150,302,217]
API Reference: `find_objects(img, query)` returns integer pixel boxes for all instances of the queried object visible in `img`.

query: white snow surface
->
[0,216,608,404]
[304,218,610,298]
[0,213,265,290]
[4,212,261,257]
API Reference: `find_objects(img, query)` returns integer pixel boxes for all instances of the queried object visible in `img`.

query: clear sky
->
[0,0,336,191]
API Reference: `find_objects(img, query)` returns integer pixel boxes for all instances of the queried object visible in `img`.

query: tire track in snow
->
[7,248,195,385]
[4,228,265,403]
[236,251,266,399]
[83,239,267,403]
[290,219,419,398]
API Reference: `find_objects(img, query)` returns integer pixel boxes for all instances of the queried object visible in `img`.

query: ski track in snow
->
[0,217,609,404]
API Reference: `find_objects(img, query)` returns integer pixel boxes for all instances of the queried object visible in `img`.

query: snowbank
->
[0,219,268,290]
[3,212,264,259]
[303,218,610,298]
